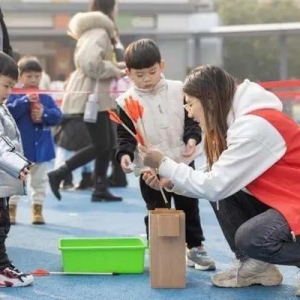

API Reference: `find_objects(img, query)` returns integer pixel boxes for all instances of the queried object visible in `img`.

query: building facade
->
[2,0,221,80]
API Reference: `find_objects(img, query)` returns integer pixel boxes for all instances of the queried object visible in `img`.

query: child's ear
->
[160,61,165,72]
[125,68,131,77]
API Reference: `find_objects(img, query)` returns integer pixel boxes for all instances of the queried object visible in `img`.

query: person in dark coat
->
[0,7,12,57]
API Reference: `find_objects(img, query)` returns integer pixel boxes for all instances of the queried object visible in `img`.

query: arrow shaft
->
[48,271,117,275]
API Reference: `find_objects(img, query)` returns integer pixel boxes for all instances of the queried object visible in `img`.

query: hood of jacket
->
[228,79,283,126]
[68,11,115,40]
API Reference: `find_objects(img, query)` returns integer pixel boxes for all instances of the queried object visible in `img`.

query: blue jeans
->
[211,191,300,267]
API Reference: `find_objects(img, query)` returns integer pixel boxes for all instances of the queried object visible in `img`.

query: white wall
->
[157,15,189,31]
[5,13,52,28]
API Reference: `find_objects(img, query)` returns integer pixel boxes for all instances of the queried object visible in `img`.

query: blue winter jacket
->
[6,93,62,163]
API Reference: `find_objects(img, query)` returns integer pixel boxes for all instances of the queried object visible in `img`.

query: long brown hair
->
[90,0,116,17]
[89,0,118,47]
[183,65,236,167]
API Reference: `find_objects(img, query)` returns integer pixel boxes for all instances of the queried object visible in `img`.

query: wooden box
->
[149,209,186,288]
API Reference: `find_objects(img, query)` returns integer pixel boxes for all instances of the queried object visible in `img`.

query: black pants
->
[0,198,11,270]
[211,191,300,266]
[65,112,114,178]
[110,119,126,181]
[140,177,204,249]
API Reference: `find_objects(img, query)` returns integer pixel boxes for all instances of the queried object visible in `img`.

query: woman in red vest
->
[139,65,300,295]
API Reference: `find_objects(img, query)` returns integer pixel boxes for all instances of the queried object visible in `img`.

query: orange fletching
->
[30,268,50,276]
[108,110,122,124]
[124,96,144,122]
[129,95,144,117]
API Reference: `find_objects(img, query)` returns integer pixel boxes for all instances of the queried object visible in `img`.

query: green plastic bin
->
[58,237,147,274]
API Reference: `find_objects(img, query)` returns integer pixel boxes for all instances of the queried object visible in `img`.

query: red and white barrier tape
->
[11,88,127,95]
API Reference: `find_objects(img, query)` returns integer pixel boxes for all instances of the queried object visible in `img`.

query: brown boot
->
[32,204,45,225]
[9,204,17,225]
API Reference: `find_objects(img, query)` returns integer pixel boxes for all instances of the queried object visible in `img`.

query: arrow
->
[30,268,119,276]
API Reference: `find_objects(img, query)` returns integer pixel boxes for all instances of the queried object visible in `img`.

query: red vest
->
[246,109,300,235]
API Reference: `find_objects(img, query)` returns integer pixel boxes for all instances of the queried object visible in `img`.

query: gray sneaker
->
[186,247,216,271]
[211,258,283,288]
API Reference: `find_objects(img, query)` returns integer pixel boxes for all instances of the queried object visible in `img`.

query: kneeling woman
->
[139,65,300,295]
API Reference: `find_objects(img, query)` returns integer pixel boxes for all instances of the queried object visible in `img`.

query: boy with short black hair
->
[7,56,62,225]
[0,51,33,287]
[116,38,215,270]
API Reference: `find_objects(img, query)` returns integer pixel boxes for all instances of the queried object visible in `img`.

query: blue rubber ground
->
[1,166,298,300]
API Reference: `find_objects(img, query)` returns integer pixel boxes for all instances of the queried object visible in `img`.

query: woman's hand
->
[116,69,126,79]
[142,169,174,191]
[182,138,196,158]
[142,169,160,190]
[116,62,126,69]
[138,145,165,169]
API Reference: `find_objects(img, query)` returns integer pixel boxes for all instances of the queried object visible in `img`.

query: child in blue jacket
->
[7,56,62,224]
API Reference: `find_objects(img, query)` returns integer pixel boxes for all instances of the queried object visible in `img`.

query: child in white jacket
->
[0,51,33,287]
[116,39,215,271]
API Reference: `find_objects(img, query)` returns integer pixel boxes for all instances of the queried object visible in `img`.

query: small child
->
[116,39,215,271]
[7,56,62,225]
[0,51,33,287]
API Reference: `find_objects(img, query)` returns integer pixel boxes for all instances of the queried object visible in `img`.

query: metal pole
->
[194,34,200,66]
[187,37,195,71]
[279,34,288,80]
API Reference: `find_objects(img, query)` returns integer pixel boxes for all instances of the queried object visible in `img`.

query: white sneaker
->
[211,258,283,288]
[0,264,34,287]
[186,247,216,271]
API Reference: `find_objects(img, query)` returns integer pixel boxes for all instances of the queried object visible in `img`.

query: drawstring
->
[291,231,297,242]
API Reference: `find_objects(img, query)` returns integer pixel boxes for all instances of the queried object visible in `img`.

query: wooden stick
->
[121,123,137,140]
[136,101,149,147]
[159,184,169,206]
[136,120,167,206]
[138,117,149,147]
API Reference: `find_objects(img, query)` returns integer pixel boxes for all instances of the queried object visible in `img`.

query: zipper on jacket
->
[291,231,297,242]
[0,135,15,151]
[14,151,31,165]
[158,104,163,114]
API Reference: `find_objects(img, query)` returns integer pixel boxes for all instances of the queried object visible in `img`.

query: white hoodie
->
[159,79,287,201]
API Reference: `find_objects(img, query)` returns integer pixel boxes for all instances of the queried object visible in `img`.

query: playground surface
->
[2,165,298,300]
